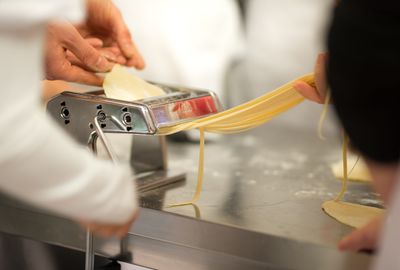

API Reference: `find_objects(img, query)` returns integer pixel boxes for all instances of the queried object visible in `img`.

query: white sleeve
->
[0,0,85,29]
[0,21,138,224]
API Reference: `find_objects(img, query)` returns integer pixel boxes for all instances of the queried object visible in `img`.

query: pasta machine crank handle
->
[85,116,131,270]
[85,116,117,270]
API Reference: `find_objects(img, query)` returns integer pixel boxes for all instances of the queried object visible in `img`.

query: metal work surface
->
[0,102,377,269]
[0,200,370,270]
[143,102,381,247]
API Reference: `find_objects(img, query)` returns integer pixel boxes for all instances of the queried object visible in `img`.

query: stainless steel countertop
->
[0,102,376,269]
[141,102,381,248]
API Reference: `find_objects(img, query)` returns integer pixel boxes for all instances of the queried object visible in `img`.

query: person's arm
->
[0,0,138,238]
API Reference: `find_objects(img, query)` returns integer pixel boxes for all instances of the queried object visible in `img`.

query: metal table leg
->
[85,230,94,270]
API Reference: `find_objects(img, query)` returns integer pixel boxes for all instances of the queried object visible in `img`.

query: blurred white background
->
[114,0,332,102]
[114,0,336,133]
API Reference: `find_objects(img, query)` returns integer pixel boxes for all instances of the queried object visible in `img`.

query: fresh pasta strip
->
[165,74,314,206]
[159,74,314,136]
[335,132,350,202]
[102,70,314,206]
[331,156,372,182]
[317,91,331,140]
[102,68,380,220]
[168,128,205,207]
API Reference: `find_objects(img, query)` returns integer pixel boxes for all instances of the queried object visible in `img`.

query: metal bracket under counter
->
[0,197,371,270]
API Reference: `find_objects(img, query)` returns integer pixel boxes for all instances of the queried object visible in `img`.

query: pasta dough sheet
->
[331,156,372,182]
[103,65,166,101]
[322,130,382,228]
[322,200,383,228]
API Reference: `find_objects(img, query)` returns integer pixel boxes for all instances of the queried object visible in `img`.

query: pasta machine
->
[47,83,221,192]
[46,83,222,270]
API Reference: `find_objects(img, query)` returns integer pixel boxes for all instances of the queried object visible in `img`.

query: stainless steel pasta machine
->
[46,83,222,270]
[46,83,221,188]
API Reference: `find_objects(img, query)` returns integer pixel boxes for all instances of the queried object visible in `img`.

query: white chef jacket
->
[0,0,137,224]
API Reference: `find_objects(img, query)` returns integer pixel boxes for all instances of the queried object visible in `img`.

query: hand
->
[338,214,384,252]
[81,210,139,238]
[79,0,145,69]
[45,21,115,86]
[293,53,328,104]
[45,0,144,86]
[66,36,128,68]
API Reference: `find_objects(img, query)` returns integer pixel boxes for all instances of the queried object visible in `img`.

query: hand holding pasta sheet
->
[46,21,115,86]
[45,0,144,86]
[81,0,145,69]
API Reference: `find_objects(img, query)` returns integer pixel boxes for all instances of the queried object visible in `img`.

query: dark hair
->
[327,0,400,163]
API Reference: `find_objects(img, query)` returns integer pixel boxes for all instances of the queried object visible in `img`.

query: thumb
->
[293,81,324,104]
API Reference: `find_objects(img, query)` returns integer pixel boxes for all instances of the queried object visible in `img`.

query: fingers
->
[293,53,329,104]
[60,24,114,73]
[84,39,126,64]
[338,215,383,252]
[49,59,104,86]
[80,210,139,239]
[67,50,118,68]
[82,222,124,238]
[60,65,104,86]
[114,210,140,239]
[293,81,324,104]
[45,38,102,86]
[77,0,145,70]
[86,222,130,238]
[86,37,104,48]
[115,223,131,239]
[108,43,129,64]
[125,53,145,69]
[338,228,375,252]
[86,223,119,238]
[99,47,126,64]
